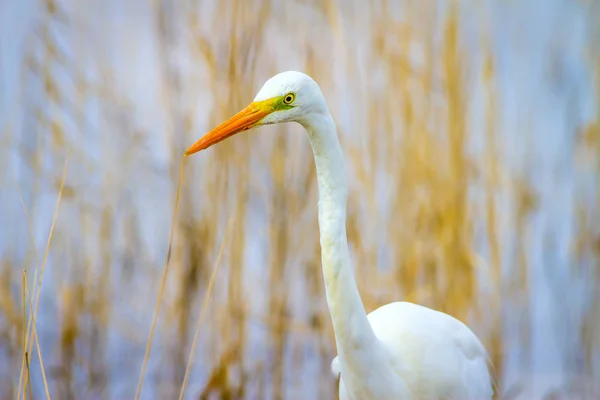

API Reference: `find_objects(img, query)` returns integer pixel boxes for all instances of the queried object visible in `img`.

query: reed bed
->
[1,0,599,399]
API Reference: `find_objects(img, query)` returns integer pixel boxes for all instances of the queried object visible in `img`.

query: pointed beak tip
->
[184,143,204,156]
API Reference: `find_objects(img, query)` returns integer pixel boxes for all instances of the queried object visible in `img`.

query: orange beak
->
[185,101,273,155]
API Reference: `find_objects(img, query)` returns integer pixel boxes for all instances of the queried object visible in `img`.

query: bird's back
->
[332,301,493,400]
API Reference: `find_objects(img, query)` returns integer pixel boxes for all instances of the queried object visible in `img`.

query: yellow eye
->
[283,93,295,104]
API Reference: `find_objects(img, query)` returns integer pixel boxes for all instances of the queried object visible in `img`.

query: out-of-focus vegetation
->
[1,0,599,399]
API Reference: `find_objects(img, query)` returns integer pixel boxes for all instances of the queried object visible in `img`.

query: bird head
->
[185,71,327,155]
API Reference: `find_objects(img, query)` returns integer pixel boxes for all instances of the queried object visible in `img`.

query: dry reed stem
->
[21,270,31,400]
[28,284,50,400]
[21,270,25,398]
[14,174,40,400]
[22,271,50,400]
[135,156,186,400]
[27,150,70,350]
[178,215,234,400]
[16,152,69,400]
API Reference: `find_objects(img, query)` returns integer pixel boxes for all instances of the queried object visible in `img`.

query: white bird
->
[185,71,494,400]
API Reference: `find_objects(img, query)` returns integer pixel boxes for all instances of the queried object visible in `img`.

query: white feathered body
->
[332,302,493,400]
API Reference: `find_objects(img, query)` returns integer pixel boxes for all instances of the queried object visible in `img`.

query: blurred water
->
[1,0,599,399]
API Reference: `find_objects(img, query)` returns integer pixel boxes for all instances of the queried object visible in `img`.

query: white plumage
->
[185,71,494,400]
[331,302,493,399]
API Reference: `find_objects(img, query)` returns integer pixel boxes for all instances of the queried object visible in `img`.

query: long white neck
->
[300,112,383,376]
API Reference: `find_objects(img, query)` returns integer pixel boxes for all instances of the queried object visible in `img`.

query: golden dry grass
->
[1,0,600,399]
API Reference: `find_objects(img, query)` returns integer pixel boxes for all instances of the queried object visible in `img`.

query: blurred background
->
[1,0,600,399]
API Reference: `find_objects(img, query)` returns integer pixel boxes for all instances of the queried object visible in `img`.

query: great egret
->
[185,71,493,400]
